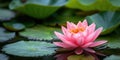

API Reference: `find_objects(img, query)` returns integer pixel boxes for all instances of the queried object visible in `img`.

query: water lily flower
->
[54,19,107,54]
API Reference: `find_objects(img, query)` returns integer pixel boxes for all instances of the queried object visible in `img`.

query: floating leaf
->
[98,34,120,49]
[0,54,9,60]
[9,0,67,19]
[109,0,120,6]
[3,21,25,31]
[44,10,84,26]
[3,22,25,31]
[2,41,57,57]
[0,27,15,42]
[20,25,60,40]
[68,54,95,60]
[86,11,120,35]
[66,0,120,11]
[0,9,15,21]
[0,27,5,32]
[18,19,35,28]
[104,55,120,60]
[78,0,97,5]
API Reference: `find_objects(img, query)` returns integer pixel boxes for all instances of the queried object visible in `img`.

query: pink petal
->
[76,37,84,46]
[71,22,77,28]
[67,21,72,29]
[77,21,82,27]
[82,19,88,27]
[84,48,96,53]
[82,30,88,37]
[61,26,68,35]
[75,48,83,54]
[55,32,78,47]
[82,42,93,48]
[54,32,78,47]
[91,27,103,41]
[89,40,107,47]
[87,23,96,34]
[85,31,96,43]
[67,21,76,30]
[61,27,76,45]
[53,42,71,48]
[54,31,66,41]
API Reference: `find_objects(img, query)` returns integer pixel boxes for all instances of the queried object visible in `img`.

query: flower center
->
[70,27,85,34]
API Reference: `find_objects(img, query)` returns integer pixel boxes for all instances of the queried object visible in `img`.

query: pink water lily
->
[54,19,107,54]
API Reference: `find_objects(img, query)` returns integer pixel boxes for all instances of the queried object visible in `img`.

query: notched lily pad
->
[0,27,15,42]
[104,55,120,60]
[2,41,57,57]
[20,25,60,41]
[9,0,67,19]
[3,21,25,31]
[86,11,120,35]
[0,9,15,21]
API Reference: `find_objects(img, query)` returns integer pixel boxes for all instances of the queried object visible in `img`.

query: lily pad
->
[86,11,120,35]
[0,54,9,60]
[18,19,35,28]
[2,41,57,57]
[9,0,67,19]
[109,0,120,6]
[3,21,25,31]
[44,10,84,26]
[0,27,15,42]
[98,34,120,49]
[66,0,120,11]
[20,25,60,40]
[98,27,120,49]
[68,54,95,60]
[0,9,15,21]
[78,0,97,5]
[104,55,120,60]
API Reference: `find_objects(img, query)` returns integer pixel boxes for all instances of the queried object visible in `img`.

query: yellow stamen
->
[70,27,85,34]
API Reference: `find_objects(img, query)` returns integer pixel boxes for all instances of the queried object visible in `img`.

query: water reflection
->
[55,50,105,60]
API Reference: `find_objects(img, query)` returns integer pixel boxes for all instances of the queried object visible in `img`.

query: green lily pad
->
[0,27,15,42]
[20,25,60,40]
[0,54,9,60]
[68,54,95,60]
[18,19,35,28]
[86,11,120,35]
[0,9,15,21]
[98,34,120,49]
[66,0,120,11]
[9,0,67,19]
[104,55,120,60]
[3,21,25,31]
[109,0,120,6]
[2,41,57,57]
[78,0,97,5]
[44,10,84,26]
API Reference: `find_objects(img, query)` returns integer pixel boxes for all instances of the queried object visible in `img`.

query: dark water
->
[9,55,55,60]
